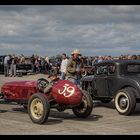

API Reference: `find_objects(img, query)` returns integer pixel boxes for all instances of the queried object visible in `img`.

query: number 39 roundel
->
[51,80,82,105]
[58,84,75,98]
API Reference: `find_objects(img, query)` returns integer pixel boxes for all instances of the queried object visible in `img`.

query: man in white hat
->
[66,49,84,86]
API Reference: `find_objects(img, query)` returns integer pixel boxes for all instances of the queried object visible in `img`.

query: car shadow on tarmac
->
[11,106,103,122]
[49,110,103,122]
[44,118,63,125]
[12,107,28,113]
[12,107,63,125]
[10,107,102,125]
[0,110,7,113]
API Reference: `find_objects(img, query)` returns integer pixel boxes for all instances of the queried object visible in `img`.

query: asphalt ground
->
[0,74,140,135]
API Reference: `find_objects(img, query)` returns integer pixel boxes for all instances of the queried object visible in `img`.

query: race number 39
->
[58,84,75,97]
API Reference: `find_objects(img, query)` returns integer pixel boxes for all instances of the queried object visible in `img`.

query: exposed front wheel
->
[115,87,136,115]
[72,90,93,118]
[28,93,50,124]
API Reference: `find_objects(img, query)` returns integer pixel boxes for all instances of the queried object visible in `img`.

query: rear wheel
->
[72,90,93,118]
[115,87,136,115]
[28,93,50,124]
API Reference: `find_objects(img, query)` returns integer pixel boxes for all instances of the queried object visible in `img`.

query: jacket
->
[66,58,84,78]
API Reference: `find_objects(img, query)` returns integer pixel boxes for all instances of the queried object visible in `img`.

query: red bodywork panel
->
[1,80,82,106]
[51,80,82,105]
[1,81,38,100]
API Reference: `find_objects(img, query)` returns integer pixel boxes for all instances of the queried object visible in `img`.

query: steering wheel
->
[37,78,49,93]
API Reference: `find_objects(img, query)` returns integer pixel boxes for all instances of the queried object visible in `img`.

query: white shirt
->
[45,56,49,64]
[60,58,68,73]
[4,56,10,65]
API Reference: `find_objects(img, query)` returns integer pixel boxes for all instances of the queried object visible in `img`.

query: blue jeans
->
[61,72,66,80]
[75,75,81,86]
[66,75,81,86]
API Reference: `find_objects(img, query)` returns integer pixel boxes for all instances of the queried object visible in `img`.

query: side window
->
[96,64,116,75]
[127,65,140,73]
[96,65,108,75]
[108,64,116,75]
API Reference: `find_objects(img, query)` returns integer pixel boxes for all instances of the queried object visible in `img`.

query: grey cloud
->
[0,5,140,56]
[0,5,28,12]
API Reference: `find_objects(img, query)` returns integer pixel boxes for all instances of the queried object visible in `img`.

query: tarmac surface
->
[0,74,140,135]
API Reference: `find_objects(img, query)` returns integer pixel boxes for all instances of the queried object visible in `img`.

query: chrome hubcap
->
[119,97,128,109]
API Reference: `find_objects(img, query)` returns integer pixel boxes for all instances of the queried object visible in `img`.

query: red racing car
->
[0,77,93,124]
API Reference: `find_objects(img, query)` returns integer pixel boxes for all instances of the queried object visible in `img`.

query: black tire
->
[28,93,50,124]
[115,87,136,115]
[72,90,93,118]
[87,85,95,100]
[100,99,112,103]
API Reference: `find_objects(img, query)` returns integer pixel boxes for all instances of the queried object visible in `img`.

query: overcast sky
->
[0,5,140,57]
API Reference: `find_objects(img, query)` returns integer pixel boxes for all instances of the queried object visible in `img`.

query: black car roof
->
[94,60,140,66]
[0,55,6,57]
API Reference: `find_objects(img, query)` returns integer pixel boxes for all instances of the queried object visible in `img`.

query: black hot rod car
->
[81,60,140,115]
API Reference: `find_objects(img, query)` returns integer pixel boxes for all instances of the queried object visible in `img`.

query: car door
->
[94,65,109,97]
[106,64,117,97]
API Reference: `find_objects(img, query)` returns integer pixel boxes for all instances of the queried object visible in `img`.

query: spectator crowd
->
[3,52,140,83]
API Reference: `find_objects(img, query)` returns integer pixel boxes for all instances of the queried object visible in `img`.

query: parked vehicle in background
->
[0,55,6,74]
[0,55,32,76]
[81,60,140,115]
[16,64,32,76]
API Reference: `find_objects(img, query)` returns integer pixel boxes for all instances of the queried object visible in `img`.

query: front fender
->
[118,80,140,98]
[81,76,95,91]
